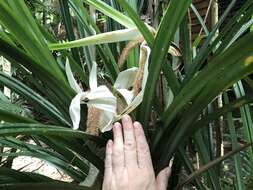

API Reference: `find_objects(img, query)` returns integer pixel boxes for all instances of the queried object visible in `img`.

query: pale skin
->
[102,115,171,190]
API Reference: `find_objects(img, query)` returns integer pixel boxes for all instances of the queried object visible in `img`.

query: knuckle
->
[135,129,143,137]
[147,171,155,179]
[140,169,154,179]
[124,141,136,150]
[113,148,123,157]
[139,143,150,154]
[114,132,122,139]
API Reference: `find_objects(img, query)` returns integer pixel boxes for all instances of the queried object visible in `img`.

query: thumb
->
[156,167,171,190]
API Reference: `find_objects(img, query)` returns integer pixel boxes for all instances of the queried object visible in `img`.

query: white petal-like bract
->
[69,85,116,130]
[69,92,88,130]
[86,86,117,113]
[65,59,82,93]
[68,42,151,132]
[114,67,138,89]
[141,44,151,89]
[89,62,98,90]
[99,111,115,132]
[116,89,134,105]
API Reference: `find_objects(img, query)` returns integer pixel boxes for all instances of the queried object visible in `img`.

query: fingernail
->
[133,122,140,128]
[114,122,120,128]
[166,167,171,175]
[122,115,130,122]
[107,139,113,148]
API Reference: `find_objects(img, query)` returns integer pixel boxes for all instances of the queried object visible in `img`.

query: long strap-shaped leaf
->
[0,137,87,181]
[116,0,154,46]
[0,109,36,123]
[0,72,70,126]
[49,28,141,50]
[68,0,119,81]
[178,147,206,189]
[190,4,209,35]
[0,37,74,116]
[194,94,253,129]
[224,93,246,190]
[0,1,75,108]
[83,0,135,28]
[0,1,67,84]
[59,0,82,66]
[184,0,241,81]
[193,132,220,189]
[139,0,191,127]
[0,123,94,140]
[0,167,55,183]
[159,33,253,132]
[0,182,96,190]
[175,144,251,189]
[234,81,253,172]
[156,33,253,171]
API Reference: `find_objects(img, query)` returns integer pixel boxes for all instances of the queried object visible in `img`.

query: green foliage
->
[0,0,253,189]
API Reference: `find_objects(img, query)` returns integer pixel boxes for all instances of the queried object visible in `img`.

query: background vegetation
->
[0,0,253,189]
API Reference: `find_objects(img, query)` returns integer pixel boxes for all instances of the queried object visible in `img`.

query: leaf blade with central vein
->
[116,0,154,46]
[83,0,135,28]
[138,0,191,128]
[49,28,141,50]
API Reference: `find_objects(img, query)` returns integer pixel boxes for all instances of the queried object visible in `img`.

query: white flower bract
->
[66,43,151,132]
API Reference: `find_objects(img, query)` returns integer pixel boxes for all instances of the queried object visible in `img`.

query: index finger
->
[112,122,125,170]
[133,122,153,169]
[122,115,138,167]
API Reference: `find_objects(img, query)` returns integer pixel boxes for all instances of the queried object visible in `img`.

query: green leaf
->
[59,0,82,66]
[178,147,206,189]
[155,33,253,170]
[194,94,253,129]
[0,137,87,181]
[116,0,154,46]
[0,72,70,126]
[0,167,55,183]
[0,109,36,123]
[0,37,74,105]
[139,0,191,128]
[224,92,246,190]
[49,28,141,50]
[0,182,97,190]
[234,81,253,172]
[184,0,238,81]
[0,91,9,101]
[68,0,119,81]
[0,123,95,140]
[83,0,135,28]
[0,1,67,84]
[193,132,220,189]
[190,4,209,35]
[175,144,251,189]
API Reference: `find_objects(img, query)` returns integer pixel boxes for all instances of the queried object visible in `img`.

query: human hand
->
[102,115,171,190]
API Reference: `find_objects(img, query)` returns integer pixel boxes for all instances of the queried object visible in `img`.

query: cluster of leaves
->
[0,0,253,189]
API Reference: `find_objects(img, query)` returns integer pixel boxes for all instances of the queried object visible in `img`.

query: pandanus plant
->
[0,0,253,189]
